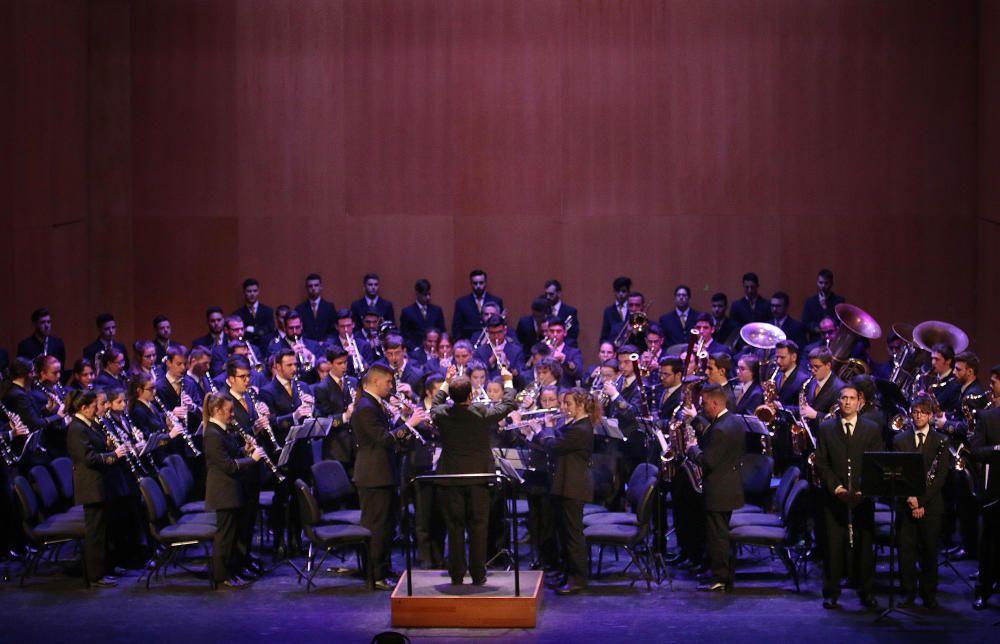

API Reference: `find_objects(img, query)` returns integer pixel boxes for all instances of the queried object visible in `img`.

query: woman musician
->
[127,373,185,463]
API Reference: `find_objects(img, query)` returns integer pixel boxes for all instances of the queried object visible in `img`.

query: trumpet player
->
[474,314,524,383]
[333,309,374,377]
[266,311,321,382]
[584,341,616,389]
[599,276,631,344]
[893,395,951,610]
[376,334,426,401]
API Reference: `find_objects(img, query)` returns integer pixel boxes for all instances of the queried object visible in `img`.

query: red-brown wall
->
[2,0,991,369]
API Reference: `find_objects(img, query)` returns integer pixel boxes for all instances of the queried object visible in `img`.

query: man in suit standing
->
[659,285,699,346]
[814,383,883,610]
[203,392,265,589]
[353,363,429,590]
[730,272,769,327]
[802,269,845,344]
[351,273,396,328]
[709,293,740,348]
[16,308,67,368]
[971,364,1000,610]
[769,292,807,348]
[210,317,264,376]
[312,347,357,469]
[893,394,951,609]
[685,383,745,591]
[399,279,446,351]
[431,363,517,585]
[516,297,550,352]
[295,273,336,342]
[192,307,227,351]
[600,276,632,344]
[83,313,129,371]
[452,269,503,341]
[233,278,275,355]
[543,279,579,346]
[474,314,524,383]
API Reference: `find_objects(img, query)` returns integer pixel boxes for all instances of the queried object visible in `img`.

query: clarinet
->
[233,423,285,483]
[247,387,282,450]
[846,458,855,549]
[926,439,946,485]
[96,414,143,481]
[153,394,202,456]
[0,400,26,466]
[121,409,157,473]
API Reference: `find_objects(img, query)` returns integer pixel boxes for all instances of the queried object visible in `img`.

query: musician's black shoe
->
[545,576,567,589]
[472,575,488,586]
[555,582,587,595]
[222,576,251,589]
[859,595,878,610]
[822,598,839,610]
[697,581,730,592]
[450,577,464,585]
[247,557,266,575]
[240,566,260,580]
[374,578,397,591]
[898,595,917,608]
[663,552,685,565]
[973,596,988,610]
[92,576,119,588]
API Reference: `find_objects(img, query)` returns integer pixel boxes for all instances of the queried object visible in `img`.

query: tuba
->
[830,303,881,380]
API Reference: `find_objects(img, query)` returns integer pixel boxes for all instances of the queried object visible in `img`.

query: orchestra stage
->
[3,547,996,643]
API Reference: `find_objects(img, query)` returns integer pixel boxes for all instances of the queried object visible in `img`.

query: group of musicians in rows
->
[1,269,998,608]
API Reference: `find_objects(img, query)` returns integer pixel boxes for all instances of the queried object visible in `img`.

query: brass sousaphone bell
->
[830,303,882,379]
[740,322,787,425]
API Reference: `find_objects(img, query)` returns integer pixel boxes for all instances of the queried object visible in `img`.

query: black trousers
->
[213,508,243,581]
[821,499,875,599]
[942,468,978,554]
[672,472,705,564]
[527,491,557,567]
[897,505,942,599]
[440,484,490,582]
[554,496,587,585]
[977,501,1000,598]
[83,503,108,582]
[705,510,733,584]
[358,485,397,580]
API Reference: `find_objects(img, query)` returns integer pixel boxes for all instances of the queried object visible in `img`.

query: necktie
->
[239,395,249,412]
[285,382,293,398]
[311,300,318,317]
[917,433,924,450]
[775,371,784,390]
[420,305,426,320]
[844,422,852,438]
[679,311,687,327]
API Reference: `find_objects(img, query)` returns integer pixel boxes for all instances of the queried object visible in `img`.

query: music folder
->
[595,417,625,441]
[278,417,331,468]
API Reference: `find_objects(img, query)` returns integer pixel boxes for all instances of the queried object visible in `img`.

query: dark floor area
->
[3,542,997,643]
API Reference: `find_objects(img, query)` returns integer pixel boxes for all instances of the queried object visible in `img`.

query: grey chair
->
[584,476,658,588]
[729,479,810,592]
[138,477,217,588]
[13,476,85,586]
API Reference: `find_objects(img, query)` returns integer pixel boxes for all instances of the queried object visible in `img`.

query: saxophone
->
[791,377,814,456]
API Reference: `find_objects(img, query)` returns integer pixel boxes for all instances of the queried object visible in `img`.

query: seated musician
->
[733,355,764,415]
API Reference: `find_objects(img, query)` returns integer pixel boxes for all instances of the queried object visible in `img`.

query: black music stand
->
[636,415,672,589]
[861,451,925,623]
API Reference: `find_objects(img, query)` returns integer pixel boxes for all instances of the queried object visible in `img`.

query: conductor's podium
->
[391,570,543,628]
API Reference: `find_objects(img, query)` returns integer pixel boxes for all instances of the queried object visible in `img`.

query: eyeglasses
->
[234,374,251,381]
[808,363,824,371]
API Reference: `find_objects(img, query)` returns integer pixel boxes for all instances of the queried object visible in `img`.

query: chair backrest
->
[138,476,169,535]
[625,476,648,512]
[165,454,194,498]
[628,463,658,489]
[632,477,659,542]
[13,476,40,526]
[156,466,187,514]
[294,479,322,538]
[740,453,774,500]
[311,460,352,507]
[49,456,75,502]
[29,465,62,515]
[774,466,801,513]
[782,480,810,523]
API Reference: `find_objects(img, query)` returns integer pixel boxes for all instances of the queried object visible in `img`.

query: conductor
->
[432,363,518,585]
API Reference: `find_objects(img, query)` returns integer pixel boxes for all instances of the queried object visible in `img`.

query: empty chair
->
[164,454,204,511]
[583,463,657,527]
[729,480,810,592]
[48,457,75,504]
[311,460,362,525]
[137,477,217,588]
[292,479,372,591]
[584,476,658,588]
[157,467,216,525]
[730,466,801,528]
[29,465,84,522]
[13,476,85,586]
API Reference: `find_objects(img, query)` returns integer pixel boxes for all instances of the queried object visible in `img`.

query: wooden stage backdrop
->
[1,0,997,366]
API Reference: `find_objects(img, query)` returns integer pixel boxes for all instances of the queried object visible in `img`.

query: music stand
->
[277,417,330,468]
[861,451,925,622]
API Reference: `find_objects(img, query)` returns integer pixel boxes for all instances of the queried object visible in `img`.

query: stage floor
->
[2,548,997,643]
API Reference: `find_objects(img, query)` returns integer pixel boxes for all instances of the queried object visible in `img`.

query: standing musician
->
[730,272,769,327]
[516,297,551,352]
[82,313,129,372]
[210,317,263,377]
[451,269,504,342]
[156,345,195,429]
[600,276,632,344]
[773,340,809,408]
[399,279,446,351]
[295,273,337,342]
[234,278,275,355]
[183,347,214,410]
[191,306,227,351]
[331,309,376,377]
[66,388,128,588]
[802,269,845,344]
[609,292,648,353]
[312,346,357,469]
[474,314,524,383]
[685,383,745,592]
[799,348,846,433]
[659,284,700,347]
[353,363,430,590]
[814,384,883,610]
[704,353,736,410]
[152,315,176,364]
[544,318,582,387]
[259,348,314,557]
[694,314,731,357]
[351,272,396,327]
[524,388,596,595]
[403,373,446,569]
[893,394,952,610]
[543,279,579,345]
[769,292,808,349]
[16,308,67,367]
[203,392,266,589]
[430,363,517,585]
[709,293,740,348]
[266,311,321,384]
[971,364,1000,610]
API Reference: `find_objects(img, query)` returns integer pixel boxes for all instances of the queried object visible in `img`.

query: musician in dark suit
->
[543,279,579,345]
[729,272,769,327]
[769,292,807,348]
[600,276,631,344]
[652,356,685,419]
[66,389,127,587]
[813,384,884,610]
[799,348,846,433]
[183,347,214,410]
[709,293,741,348]
[374,334,427,402]
[685,384,745,591]
[451,269,503,341]
[516,297,551,352]
[608,291,648,353]
[773,341,809,408]
[409,329,441,369]
[542,318,581,388]
[233,278,275,354]
[431,364,517,585]
[203,392,265,589]
[151,315,176,364]
[191,306,227,351]
[893,395,951,609]
[210,317,265,376]
[475,314,525,384]
[802,269,845,344]
[265,312,322,382]
[353,364,430,589]
[926,343,961,415]
[733,355,765,415]
[295,273,337,342]
[971,366,1000,610]
[350,272,395,328]
[312,347,357,467]
[2,357,66,465]
[694,314,731,357]
[16,308,67,369]
[329,309,375,377]
[82,313,129,372]
[399,279,446,351]
[659,285,700,346]
[528,388,595,594]
[29,355,70,458]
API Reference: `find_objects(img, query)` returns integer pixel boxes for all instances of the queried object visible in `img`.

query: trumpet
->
[153,394,201,456]
[233,423,285,483]
[386,394,427,445]
[290,334,315,373]
[343,334,367,373]
[489,338,509,370]
[239,336,263,372]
